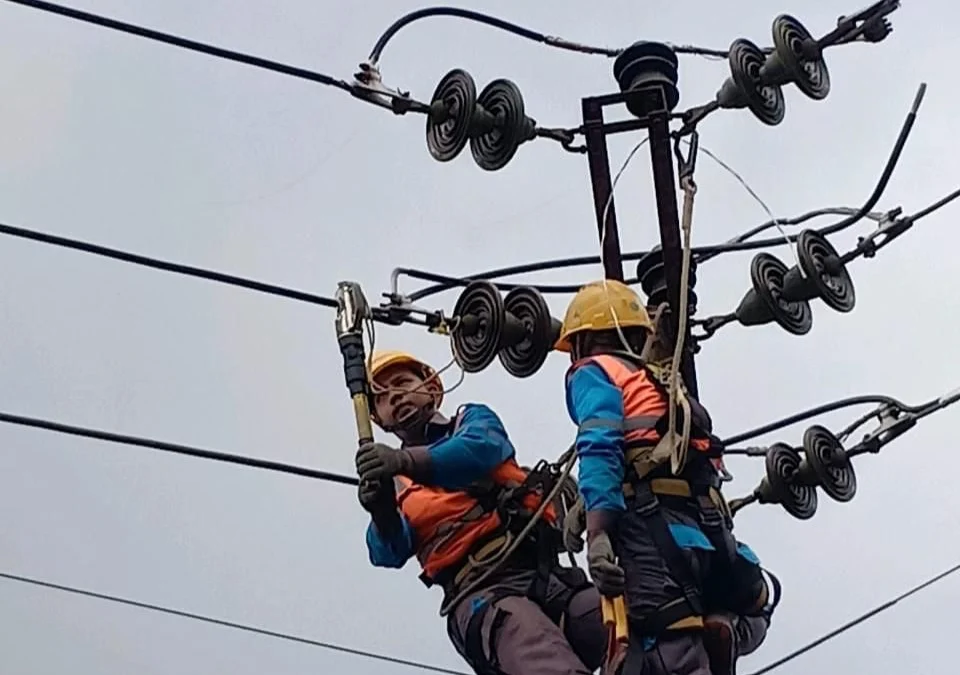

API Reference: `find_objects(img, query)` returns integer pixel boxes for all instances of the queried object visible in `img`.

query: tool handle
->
[337,331,374,442]
[601,596,629,641]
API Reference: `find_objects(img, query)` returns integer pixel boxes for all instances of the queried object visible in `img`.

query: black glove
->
[357,474,394,513]
[586,530,626,597]
[357,476,402,536]
[356,442,420,482]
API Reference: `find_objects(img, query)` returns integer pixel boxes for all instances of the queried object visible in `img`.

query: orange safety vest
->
[569,353,717,479]
[394,458,558,584]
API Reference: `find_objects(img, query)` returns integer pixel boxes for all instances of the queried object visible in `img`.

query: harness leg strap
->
[631,482,704,620]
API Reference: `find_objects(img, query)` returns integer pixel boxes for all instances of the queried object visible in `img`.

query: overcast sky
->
[0,1,958,674]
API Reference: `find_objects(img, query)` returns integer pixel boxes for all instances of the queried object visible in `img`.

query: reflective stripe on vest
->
[570,353,711,454]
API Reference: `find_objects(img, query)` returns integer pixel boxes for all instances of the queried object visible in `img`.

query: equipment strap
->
[636,596,705,636]
[630,481,704,618]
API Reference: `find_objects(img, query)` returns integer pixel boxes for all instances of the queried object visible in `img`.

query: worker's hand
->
[355,442,413,482]
[586,530,625,597]
[562,497,586,554]
[357,475,395,514]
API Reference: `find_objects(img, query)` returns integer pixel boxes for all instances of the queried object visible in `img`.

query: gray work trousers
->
[615,493,771,675]
[621,616,769,675]
[446,568,606,675]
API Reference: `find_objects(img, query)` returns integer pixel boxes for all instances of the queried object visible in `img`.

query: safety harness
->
[439,458,592,675]
[590,353,775,636]
[419,450,584,611]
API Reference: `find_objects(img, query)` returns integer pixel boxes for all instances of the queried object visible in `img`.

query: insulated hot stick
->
[334,281,376,451]
[725,385,960,519]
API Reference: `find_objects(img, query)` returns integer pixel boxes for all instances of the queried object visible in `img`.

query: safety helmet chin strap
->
[372,392,442,438]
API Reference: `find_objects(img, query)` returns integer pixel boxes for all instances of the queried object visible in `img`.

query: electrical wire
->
[401,208,863,302]
[4,1,927,277]
[0,220,340,309]
[3,0,354,93]
[398,84,929,303]
[719,394,924,447]
[402,171,955,305]
[0,409,359,486]
[366,6,735,64]
[394,267,590,296]
[746,560,960,675]
[908,185,960,222]
[0,570,469,675]
[694,141,802,272]
[693,82,927,260]
[367,6,620,62]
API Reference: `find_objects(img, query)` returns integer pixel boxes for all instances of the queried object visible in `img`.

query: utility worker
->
[355,349,606,675]
[555,280,778,675]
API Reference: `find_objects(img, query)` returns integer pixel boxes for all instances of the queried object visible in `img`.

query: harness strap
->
[630,481,704,618]
[636,596,705,636]
[462,589,513,675]
[625,477,747,638]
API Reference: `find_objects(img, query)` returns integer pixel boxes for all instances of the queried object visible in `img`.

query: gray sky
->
[0,1,958,673]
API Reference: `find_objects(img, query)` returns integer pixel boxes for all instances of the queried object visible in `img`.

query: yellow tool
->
[601,595,629,674]
[334,281,376,464]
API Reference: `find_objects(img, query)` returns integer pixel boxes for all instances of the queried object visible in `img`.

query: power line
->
[364,7,755,65]
[718,394,924,447]
[0,570,468,675]
[4,0,353,92]
[0,409,358,486]
[367,6,620,62]
[0,220,342,307]
[401,207,871,302]
[747,561,960,674]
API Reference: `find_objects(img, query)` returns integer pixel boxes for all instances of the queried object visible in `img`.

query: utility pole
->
[581,41,699,397]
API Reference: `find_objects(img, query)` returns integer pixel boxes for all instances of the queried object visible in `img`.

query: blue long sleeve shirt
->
[565,363,627,514]
[365,403,517,568]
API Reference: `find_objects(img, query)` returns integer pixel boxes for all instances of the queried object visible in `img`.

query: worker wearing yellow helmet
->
[557,280,779,675]
[355,349,607,675]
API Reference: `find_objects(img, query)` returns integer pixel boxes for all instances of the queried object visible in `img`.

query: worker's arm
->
[405,403,516,490]
[565,364,626,522]
[365,513,416,568]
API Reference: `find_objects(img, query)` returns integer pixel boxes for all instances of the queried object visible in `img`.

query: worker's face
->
[372,365,441,429]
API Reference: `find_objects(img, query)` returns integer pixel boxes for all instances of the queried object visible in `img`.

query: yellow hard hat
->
[554,280,653,352]
[367,350,443,407]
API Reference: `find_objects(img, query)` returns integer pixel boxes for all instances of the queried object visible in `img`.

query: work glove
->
[356,475,403,537]
[586,530,625,597]
[355,442,414,482]
[357,473,395,514]
[562,496,586,554]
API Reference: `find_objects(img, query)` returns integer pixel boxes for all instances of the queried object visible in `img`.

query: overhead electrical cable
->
[367,6,620,62]
[693,83,926,259]
[0,410,358,486]
[747,560,960,674]
[366,6,741,62]
[0,571,468,675]
[396,86,940,302]
[3,0,356,93]
[719,394,927,446]
[401,180,957,302]
[0,221,339,309]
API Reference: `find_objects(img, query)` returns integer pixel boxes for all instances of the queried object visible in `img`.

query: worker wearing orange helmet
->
[355,349,606,675]
[556,280,779,675]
